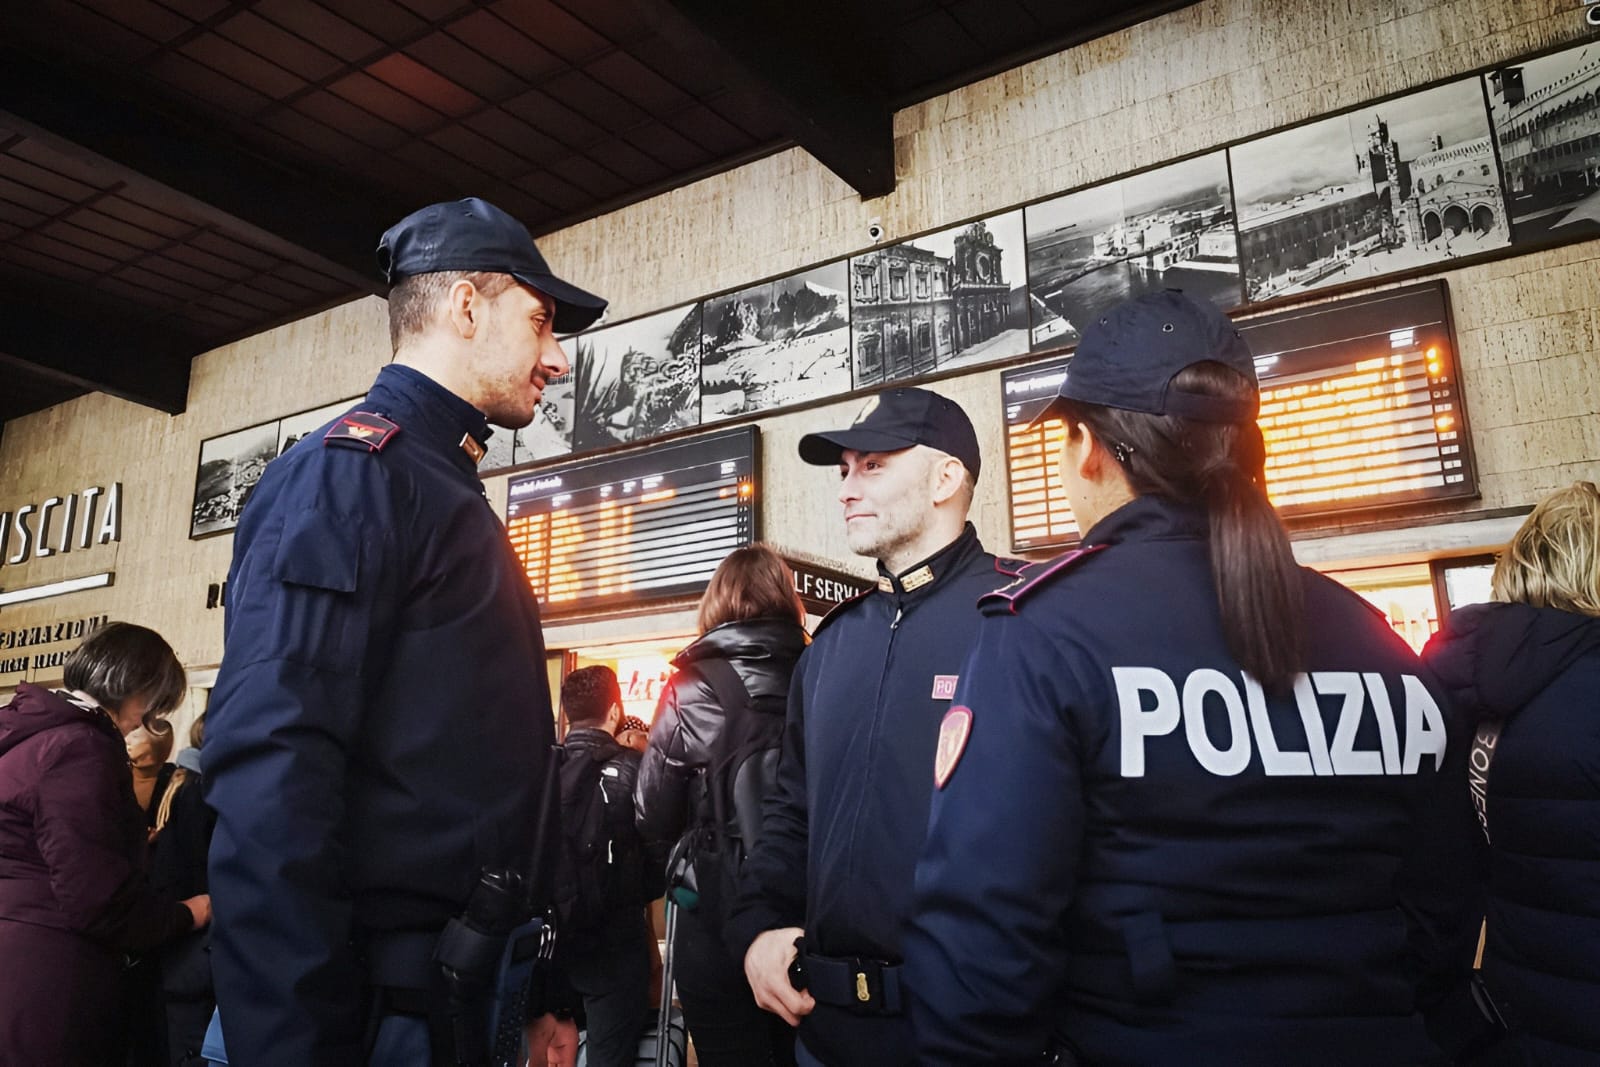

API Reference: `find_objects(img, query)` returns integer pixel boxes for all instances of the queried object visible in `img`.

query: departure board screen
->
[1001,281,1475,552]
[506,427,758,616]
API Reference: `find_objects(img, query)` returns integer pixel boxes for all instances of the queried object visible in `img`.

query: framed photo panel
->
[700,262,851,422]
[190,422,278,539]
[1486,42,1600,246]
[572,304,703,453]
[1025,151,1242,350]
[849,210,1029,388]
[1232,77,1510,303]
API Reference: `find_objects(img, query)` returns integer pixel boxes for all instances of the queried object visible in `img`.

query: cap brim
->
[514,270,608,334]
[797,428,918,466]
[1025,395,1071,431]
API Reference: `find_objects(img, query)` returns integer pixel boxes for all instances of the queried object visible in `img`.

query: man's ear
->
[445,278,481,339]
[607,701,624,733]
[929,454,966,506]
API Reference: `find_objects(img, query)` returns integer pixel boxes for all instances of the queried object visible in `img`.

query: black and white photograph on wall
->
[276,398,354,457]
[1232,77,1511,303]
[849,210,1029,388]
[700,262,851,421]
[479,424,515,472]
[190,422,277,538]
[572,304,703,452]
[1025,151,1241,349]
[1486,42,1600,245]
[514,371,575,464]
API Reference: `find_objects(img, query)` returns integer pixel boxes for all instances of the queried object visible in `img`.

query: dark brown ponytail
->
[1059,362,1305,694]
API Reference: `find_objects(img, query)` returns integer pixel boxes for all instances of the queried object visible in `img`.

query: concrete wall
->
[2,0,1597,690]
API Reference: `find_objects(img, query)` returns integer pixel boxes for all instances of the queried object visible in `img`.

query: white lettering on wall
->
[0,485,121,568]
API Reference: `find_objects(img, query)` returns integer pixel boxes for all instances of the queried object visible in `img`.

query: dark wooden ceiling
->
[0,0,1194,433]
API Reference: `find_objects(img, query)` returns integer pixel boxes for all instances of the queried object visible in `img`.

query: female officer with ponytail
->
[903,291,1483,1066]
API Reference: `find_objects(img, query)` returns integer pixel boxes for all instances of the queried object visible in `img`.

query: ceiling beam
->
[0,294,192,415]
[641,0,895,199]
[0,46,398,294]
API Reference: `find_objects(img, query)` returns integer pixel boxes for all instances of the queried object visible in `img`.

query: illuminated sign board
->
[506,427,758,616]
[1001,281,1475,552]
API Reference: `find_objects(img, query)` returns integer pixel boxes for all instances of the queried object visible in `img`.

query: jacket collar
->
[676,616,808,668]
[875,522,983,598]
[367,364,495,478]
[562,727,624,757]
[1081,495,1207,549]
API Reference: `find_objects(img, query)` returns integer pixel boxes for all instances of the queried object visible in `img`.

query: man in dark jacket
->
[557,666,660,1067]
[204,198,606,1066]
[730,388,1020,1066]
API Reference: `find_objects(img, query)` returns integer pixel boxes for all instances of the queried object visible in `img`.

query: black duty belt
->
[363,929,439,991]
[802,951,903,1016]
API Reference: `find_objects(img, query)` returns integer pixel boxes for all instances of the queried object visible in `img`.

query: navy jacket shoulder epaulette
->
[978,545,1106,615]
[323,411,400,453]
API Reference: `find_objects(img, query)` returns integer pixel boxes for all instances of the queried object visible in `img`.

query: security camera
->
[867,218,885,244]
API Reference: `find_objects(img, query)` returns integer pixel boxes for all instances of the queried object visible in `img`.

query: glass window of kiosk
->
[554,637,694,736]
[1431,554,1498,614]
[1322,554,1502,654]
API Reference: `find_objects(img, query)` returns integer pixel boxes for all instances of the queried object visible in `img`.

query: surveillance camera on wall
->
[867,218,885,244]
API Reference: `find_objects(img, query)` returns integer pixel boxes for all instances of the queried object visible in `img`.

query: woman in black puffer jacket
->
[1423,481,1600,1066]
[635,544,808,1067]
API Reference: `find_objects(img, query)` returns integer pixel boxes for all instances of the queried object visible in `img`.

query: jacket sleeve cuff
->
[172,901,196,936]
[725,898,803,961]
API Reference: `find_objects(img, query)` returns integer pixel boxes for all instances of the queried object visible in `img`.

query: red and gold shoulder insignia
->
[979,544,1107,615]
[324,411,400,453]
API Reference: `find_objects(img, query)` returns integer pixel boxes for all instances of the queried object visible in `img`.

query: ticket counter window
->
[1323,563,1439,654]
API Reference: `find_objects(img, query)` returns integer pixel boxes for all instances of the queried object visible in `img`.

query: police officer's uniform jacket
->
[903,496,1480,1066]
[730,522,1021,1066]
[204,364,558,1066]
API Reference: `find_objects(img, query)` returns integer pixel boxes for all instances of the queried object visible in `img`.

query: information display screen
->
[506,427,758,616]
[1001,281,1475,552]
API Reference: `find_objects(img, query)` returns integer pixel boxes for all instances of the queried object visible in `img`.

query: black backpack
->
[552,742,643,935]
[686,658,786,908]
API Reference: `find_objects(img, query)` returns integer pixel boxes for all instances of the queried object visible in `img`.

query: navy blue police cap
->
[798,387,982,481]
[1037,289,1258,426]
[377,197,608,334]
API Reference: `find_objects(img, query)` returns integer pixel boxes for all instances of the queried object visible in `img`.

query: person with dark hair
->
[730,389,1022,1067]
[554,665,659,1067]
[634,543,808,1066]
[902,290,1481,1065]
[1423,481,1600,1065]
[0,622,210,1067]
[204,198,605,1066]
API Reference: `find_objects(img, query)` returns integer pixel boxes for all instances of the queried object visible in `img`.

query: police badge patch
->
[934,705,973,789]
[324,411,400,452]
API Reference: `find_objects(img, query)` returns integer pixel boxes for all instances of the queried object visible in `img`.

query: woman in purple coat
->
[0,622,211,1066]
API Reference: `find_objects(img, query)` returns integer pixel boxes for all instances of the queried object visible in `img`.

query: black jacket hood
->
[1426,601,1600,720]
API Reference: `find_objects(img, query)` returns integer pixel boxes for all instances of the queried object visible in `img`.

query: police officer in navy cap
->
[729,387,1023,1067]
[204,198,605,1067]
[902,290,1485,1065]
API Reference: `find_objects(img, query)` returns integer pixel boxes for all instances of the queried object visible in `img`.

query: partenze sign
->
[0,484,122,568]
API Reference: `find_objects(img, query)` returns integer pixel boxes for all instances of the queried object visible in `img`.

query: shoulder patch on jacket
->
[979,544,1107,615]
[812,587,873,637]
[324,411,399,452]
